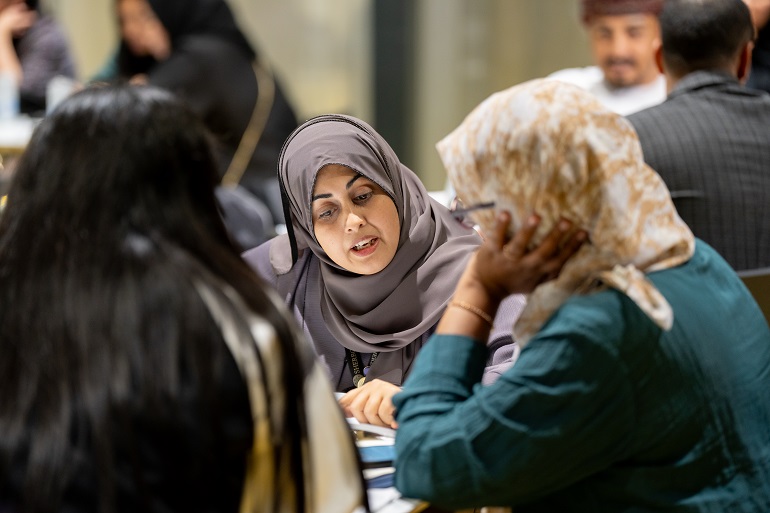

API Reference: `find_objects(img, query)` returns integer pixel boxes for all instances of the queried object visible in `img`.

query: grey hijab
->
[275,114,481,359]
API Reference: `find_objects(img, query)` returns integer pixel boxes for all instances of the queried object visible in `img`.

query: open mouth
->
[352,237,378,252]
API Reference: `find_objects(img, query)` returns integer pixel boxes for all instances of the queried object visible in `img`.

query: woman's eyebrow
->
[311,174,363,202]
[311,192,331,202]
[346,175,362,189]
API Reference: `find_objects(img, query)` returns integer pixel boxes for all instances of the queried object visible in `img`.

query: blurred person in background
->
[744,0,770,93]
[0,85,365,513]
[548,0,666,115]
[0,0,75,115]
[113,0,298,241]
[629,0,770,271]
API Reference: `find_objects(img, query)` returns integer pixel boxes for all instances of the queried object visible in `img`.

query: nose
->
[609,34,631,57]
[345,210,366,232]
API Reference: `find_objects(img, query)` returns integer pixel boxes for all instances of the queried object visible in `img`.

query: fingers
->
[500,213,540,259]
[4,4,35,31]
[489,210,512,249]
[556,229,588,266]
[338,380,400,428]
[339,389,373,425]
[337,387,357,411]
[377,399,397,428]
[534,222,588,282]
[506,214,540,256]
[473,210,588,296]
[529,218,571,259]
[506,215,587,280]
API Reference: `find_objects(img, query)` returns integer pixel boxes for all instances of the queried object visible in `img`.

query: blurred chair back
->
[737,267,770,327]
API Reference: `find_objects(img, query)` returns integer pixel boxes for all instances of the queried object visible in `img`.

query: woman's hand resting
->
[338,379,401,429]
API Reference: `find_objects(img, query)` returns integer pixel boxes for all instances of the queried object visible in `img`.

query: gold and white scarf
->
[437,79,695,346]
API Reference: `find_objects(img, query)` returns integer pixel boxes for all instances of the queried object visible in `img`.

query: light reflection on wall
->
[233,0,373,121]
[49,0,373,122]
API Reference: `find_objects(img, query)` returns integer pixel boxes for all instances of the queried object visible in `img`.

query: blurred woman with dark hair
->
[0,0,76,114]
[115,0,298,230]
[0,85,365,513]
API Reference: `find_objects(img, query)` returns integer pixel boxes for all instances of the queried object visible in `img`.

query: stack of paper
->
[347,419,396,488]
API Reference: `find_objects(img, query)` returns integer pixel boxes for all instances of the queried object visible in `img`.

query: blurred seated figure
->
[114,0,299,242]
[393,79,770,511]
[0,0,76,115]
[244,114,525,429]
[628,0,770,271]
[547,0,666,115]
[744,0,770,93]
[0,85,365,513]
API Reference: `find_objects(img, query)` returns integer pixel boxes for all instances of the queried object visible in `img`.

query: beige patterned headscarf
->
[437,79,695,346]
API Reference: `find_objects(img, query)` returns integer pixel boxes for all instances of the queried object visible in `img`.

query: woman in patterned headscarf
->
[243,114,525,428]
[393,79,770,511]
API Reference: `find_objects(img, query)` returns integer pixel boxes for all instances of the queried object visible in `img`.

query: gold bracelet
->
[449,300,494,327]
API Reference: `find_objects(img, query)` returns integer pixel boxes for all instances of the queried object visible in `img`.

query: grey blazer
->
[628,71,770,271]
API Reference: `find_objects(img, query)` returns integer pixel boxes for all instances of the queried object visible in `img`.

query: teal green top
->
[393,241,770,512]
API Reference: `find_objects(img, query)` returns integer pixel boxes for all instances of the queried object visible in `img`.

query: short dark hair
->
[660,0,754,76]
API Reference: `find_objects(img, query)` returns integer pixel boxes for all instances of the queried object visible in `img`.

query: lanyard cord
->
[346,350,379,388]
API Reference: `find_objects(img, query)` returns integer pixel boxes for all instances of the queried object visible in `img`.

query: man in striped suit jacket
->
[628,0,770,271]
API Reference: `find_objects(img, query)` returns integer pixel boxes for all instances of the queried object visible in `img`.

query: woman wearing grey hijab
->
[243,114,525,427]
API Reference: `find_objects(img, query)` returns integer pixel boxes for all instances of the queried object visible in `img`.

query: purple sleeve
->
[17,17,76,102]
[242,239,279,288]
[480,293,526,385]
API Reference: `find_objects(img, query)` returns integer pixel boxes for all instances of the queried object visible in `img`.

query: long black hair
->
[0,85,307,512]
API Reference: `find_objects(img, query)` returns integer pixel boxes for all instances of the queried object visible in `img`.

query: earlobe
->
[655,46,665,75]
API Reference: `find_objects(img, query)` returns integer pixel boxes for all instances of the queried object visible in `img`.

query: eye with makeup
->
[314,202,337,222]
[351,186,374,205]
[314,184,375,221]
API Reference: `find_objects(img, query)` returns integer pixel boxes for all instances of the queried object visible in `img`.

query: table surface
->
[0,117,39,155]
[369,488,426,513]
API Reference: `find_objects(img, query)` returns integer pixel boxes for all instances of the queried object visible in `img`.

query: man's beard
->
[602,58,640,88]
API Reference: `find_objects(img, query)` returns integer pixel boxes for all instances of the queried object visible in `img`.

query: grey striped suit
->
[629,71,770,271]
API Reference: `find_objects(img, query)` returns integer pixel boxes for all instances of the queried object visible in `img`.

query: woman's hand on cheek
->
[472,211,587,299]
[338,379,401,429]
[0,3,35,39]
